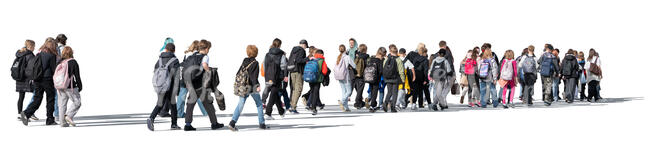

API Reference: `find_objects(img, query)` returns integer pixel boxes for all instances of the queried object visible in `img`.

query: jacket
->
[288,46,308,73]
[155,52,181,92]
[64,59,83,91]
[383,54,405,84]
[15,50,34,92]
[537,52,560,77]
[500,59,518,87]
[478,57,499,82]
[560,54,579,78]
[264,47,285,86]
[238,57,260,91]
[430,56,453,81]
[584,56,601,82]
[36,51,57,81]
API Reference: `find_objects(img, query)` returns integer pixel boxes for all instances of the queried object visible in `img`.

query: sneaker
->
[184,125,196,131]
[279,114,285,120]
[265,115,275,120]
[344,109,351,112]
[460,96,465,104]
[61,123,69,127]
[369,107,376,113]
[364,98,370,109]
[311,109,318,116]
[45,121,58,126]
[301,97,307,106]
[319,104,325,110]
[20,112,28,126]
[228,124,238,132]
[431,105,439,111]
[211,123,224,130]
[30,115,39,121]
[544,102,552,106]
[338,100,345,111]
[171,124,181,130]
[290,109,300,114]
[502,104,509,109]
[65,116,76,127]
[259,124,270,130]
[411,103,417,110]
[146,118,154,131]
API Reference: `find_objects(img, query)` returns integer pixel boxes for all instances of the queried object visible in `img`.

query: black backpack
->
[561,58,575,76]
[25,54,42,81]
[383,56,399,80]
[363,59,379,83]
[182,53,205,88]
[11,55,26,81]
[287,46,303,72]
[430,60,447,81]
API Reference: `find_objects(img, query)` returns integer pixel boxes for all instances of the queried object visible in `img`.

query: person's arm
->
[397,58,405,83]
[295,49,308,64]
[170,64,180,105]
[70,60,82,92]
[250,61,260,91]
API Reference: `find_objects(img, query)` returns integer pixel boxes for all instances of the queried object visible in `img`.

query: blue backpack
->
[303,59,321,83]
[540,53,555,77]
[479,58,491,79]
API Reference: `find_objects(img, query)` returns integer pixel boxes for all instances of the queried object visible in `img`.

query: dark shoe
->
[311,109,318,115]
[319,104,325,110]
[544,102,552,106]
[170,124,181,130]
[228,124,238,132]
[211,123,224,130]
[432,105,439,111]
[20,111,28,126]
[146,118,154,131]
[184,125,196,131]
[45,121,58,126]
[391,109,398,113]
[460,96,465,104]
[259,124,270,130]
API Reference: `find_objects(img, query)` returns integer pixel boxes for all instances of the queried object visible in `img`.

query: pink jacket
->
[500,59,518,87]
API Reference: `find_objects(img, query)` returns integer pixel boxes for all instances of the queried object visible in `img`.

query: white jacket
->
[584,56,602,82]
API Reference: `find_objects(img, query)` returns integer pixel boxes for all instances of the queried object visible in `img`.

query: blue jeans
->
[429,81,436,98]
[280,89,290,110]
[28,90,58,117]
[231,93,265,125]
[552,77,560,101]
[479,81,498,107]
[176,87,207,117]
[339,80,352,110]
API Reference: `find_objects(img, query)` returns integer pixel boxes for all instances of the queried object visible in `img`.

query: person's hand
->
[284,77,289,82]
[256,86,261,92]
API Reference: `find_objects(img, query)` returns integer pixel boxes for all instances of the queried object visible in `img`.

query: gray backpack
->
[152,58,177,94]
[500,59,514,81]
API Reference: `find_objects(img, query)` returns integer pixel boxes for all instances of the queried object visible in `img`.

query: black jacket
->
[560,54,579,78]
[238,57,260,89]
[15,50,34,92]
[367,56,383,81]
[154,52,181,91]
[288,46,307,73]
[444,49,455,75]
[64,59,83,91]
[37,52,57,81]
[264,47,285,86]
[406,51,428,83]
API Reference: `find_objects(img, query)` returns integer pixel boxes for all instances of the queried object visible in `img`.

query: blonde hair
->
[504,50,514,60]
[20,39,35,52]
[185,40,199,53]
[417,43,426,52]
[39,38,58,55]
[481,48,493,59]
[246,45,258,58]
[61,46,74,59]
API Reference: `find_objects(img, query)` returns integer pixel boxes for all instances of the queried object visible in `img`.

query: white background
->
[1,0,649,152]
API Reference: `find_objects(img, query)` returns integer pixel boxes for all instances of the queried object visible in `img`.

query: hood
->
[357,52,369,59]
[433,56,446,62]
[16,50,33,57]
[314,53,325,59]
[159,51,176,58]
[564,54,576,61]
[269,47,284,55]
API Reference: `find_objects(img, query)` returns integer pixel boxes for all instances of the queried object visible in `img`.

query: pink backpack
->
[53,58,74,90]
[464,58,476,75]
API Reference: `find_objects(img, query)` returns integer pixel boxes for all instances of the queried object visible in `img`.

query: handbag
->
[589,57,601,76]
[459,74,468,86]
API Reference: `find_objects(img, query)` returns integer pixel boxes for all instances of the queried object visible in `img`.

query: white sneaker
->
[411,103,417,110]
[65,116,76,127]
[265,115,275,120]
[30,115,39,121]
[279,114,285,120]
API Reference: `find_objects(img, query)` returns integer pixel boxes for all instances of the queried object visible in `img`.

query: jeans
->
[479,81,498,107]
[338,80,352,110]
[552,77,560,101]
[176,87,207,117]
[231,93,265,125]
[280,88,291,110]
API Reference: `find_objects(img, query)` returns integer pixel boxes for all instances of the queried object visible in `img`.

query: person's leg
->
[508,85,515,105]
[354,78,365,105]
[67,88,82,119]
[501,86,507,105]
[44,82,56,124]
[397,89,405,108]
[158,93,170,116]
[564,78,575,102]
[230,95,248,124]
[57,89,69,125]
[251,93,265,125]
[479,81,487,107]
[434,80,444,108]
[290,72,303,111]
[281,89,291,110]
[543,77,553,103]
[413,82,423,107]
[197,99,208,116]
[489,82,498,107]
[53,90,58,119]
[17,92,26,114]
[378,89,385,108]
[389,83,399,111]
[314,84,322,109]
[184,86,199,124]
[369,83,379,108]
[262,84,271,104]
[199,88,219,125]
[423,83,432,105]
[176,87,187,117]
[273,87,285,115]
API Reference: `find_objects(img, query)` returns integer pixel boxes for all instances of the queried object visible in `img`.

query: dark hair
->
[378,47,387,56]
[165,43,175,52]
[359,44,367,53]
[439,40,447,47]
[316,49,324,54]
[481,43,492,51]
[349,38,356,43]
[56,34,67,45]
[271,38,282,48]
[398,48,406,54]
[545,44,554,51]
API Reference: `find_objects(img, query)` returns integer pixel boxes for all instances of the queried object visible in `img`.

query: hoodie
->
[36,51,57,81]
[154,51,180,93]
[431,56,452,77]
[289,46,308,73]
[238,57,260,91]
[560,54,579,78]
[264,47,285,85]
[15,50,34,92]
[347,41,358,65]
[312,53,328,75]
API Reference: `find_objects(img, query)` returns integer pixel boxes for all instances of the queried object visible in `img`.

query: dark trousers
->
[352,77,365,105]
[564,77,577,102]
[412,81,424,107]
[17,92,26,114]
[23,80,56,124]
[185,88,218,125]
[580,83,587,100]
[423,82,432,104]
[384,83,399,109]
[265,85,285,116]
[368,83,380,107]
[149,90,178,125]
[307,83,322,109]
[587,80,601,101]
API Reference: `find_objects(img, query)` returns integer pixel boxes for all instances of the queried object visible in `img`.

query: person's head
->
[246,45,258,58]
[481,47,493,59]
[161,37,174,51]
[40,38,58,55]
[578,51,585,60]
[521,48,528,56]
[420,47,428,56]
[61,46,74,59]
[545,44,554,52]
[588,48,597,60]
[567,49,575,55]
[439,40,447,49]
[20,39,36,52]
[378,47,388,57]
[467,49,477,60]
[398,48,406,57]
[270,38,282,48]
[185,40,199,53]
[552,49,559,56]
[338,44,346,53]
[349,38,356,47]
[504,49,514,60]
[299,39,309,49]
[315,49,324,55]
[308,46,316,56]
[389,44,397,54]
[359,44,367,53]
[437,49,446,57]
[481,43,492,52]
[417,43,426,52]
[165,43,175,53]
[198,39,211,54]
[55,34,67,45]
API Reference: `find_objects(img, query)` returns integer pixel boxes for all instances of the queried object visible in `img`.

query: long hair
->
[587,48,596,61]
[270,38,282,48]
[185,40,199,54]
[337,44,346,65]
[39,38,58,55]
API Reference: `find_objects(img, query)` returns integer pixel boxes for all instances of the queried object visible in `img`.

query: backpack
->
[479,58,491,79]
[303,59,321,83]
[11,55,26,81]
[181,53,205,87]
[25,54,42,81]
[382,56,399,80]
[152,58,177,94]
[430,60,447,81]
[540,53,555,77]
[334,57,349,81]
[561,58,575,76]
[53,59,74,90]
[354,57,365,77]
[287,46,302,72]
[500,59,514,81]
[464,58,476,75]
[363,60,378,83]
[233,61,256,97]
[522,55,536,73]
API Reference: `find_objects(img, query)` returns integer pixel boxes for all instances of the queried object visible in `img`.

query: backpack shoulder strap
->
[163,57,178,68]
[244,60,256,70]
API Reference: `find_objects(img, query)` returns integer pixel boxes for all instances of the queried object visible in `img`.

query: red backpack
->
[464,58,476,75]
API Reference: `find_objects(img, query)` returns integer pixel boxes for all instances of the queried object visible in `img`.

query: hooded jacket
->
[15,50,34,92]
[154,52,180,92]
[430,56,453,81]
[289,46,308,73]
[36,51,57,81]
[264,47,285,86]
[238,57,260,91]
[560,54,579,78]
[537,52,561,77]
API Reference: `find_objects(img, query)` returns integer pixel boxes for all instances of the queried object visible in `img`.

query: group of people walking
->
[12,36,604,132]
